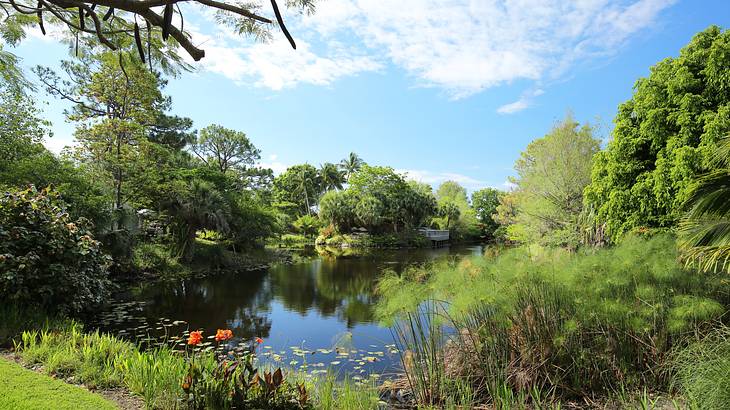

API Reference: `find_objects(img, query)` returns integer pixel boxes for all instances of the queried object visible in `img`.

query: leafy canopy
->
[585,26,730,241]
[504,114,600,248]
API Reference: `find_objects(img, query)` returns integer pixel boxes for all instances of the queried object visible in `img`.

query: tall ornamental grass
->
[377,235,727,406]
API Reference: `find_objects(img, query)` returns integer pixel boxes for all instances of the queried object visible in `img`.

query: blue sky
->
[10,0,730,192]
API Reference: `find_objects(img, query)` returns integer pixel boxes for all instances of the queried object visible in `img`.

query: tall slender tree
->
[36,53,167,225]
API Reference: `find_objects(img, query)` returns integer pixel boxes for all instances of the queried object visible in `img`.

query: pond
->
[97,244,485,380]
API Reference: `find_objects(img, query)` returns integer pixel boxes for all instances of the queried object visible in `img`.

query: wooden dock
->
[419,228,450,246]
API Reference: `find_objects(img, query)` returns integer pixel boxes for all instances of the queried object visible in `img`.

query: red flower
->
[255,337,264,344]
[187,330,203,346]
[215,329,233,342]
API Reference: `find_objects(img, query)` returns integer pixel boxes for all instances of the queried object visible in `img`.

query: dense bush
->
[585,26,730,241]
[377,235,727,405]
[0,186,111,314]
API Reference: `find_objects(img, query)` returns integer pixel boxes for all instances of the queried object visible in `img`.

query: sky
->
[9,0,730,193]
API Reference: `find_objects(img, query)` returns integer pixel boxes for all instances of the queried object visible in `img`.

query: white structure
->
[418,228,450,242]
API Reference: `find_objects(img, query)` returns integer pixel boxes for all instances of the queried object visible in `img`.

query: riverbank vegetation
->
[1,2,730,407]
[372,25,730,409]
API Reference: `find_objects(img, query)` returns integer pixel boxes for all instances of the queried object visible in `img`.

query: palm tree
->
[679,136,730,272]
[339,152,364,181]
[319,162,345,191]
[167,179,230,261]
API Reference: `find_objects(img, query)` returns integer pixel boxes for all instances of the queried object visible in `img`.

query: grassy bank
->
[375,235,729,408]
[3,314,379,410]
[0,357,117,410]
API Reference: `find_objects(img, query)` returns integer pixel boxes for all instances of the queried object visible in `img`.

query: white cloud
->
[187,22,381,90]
[497,98,530,115]
[294,0,673,96]
[259,154,289,175]
[398,168,489,191]
[497,88,544,114]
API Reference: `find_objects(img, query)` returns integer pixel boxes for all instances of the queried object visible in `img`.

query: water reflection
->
[105,244,485,373]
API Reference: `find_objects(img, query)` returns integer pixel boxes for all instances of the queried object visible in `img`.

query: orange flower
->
[215,329,233,342]
[187,330,203,345]
[255,337,264,344]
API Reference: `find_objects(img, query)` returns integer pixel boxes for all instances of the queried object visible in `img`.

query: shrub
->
[0,186,111,314]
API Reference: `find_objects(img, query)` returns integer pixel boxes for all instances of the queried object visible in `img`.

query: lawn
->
[0,357,117,410]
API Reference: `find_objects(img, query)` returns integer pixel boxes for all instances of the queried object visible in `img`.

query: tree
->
[167,179,230,260]
[339,152,365,181]
[148,113,195,150]
[318,190,355,232]
[0,0,314,65]
[0,45,32,91]
[273,164,321,216]
[436,181,469,208]
[36,53,167,222]
[508,114,600,248]
[471,188,503,238]
[293,214,319,238]
[192,124,261,175]
[0,86,51,163]
[318,162,345,191]
[585,26,730,242]
[433,180,479,239]
[438,202,460,229]
[354,195,384,229]
[679,136,730,272]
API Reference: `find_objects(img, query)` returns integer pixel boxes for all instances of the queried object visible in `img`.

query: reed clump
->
[378,235,728,407]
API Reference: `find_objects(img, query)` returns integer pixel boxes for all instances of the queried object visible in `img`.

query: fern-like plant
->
[679,136,730,272]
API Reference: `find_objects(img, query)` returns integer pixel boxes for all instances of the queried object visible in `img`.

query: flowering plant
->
[180,329,309,409]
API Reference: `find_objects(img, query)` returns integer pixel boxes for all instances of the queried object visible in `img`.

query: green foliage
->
[377,235,726,403]
[133,242,190,279]
[118,347,188,409]
[471,188,503,239]
[35,52,174,223]
[192,124,261,174]
[0,186,111,315]
[671,326,730,409]
[182,353,310,409]
[18,323,132,388]
[0,87,50,161]
[318,190,356,232]
[318,162,346,191]
[273,164,322,217]
[505,114,600,248]
[347,165,437,233]
[437,201,461,229]
[339,152,365,181]
[293,214,321,238]
[679,136,730,272]
[586,26,730,242]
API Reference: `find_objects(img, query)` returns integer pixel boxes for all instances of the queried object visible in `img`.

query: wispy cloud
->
[397,168,490,191]
[26,0,677,99]
[497,89,544,114]
[324,0,675,98]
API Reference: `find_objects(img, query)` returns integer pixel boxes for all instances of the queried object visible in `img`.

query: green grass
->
[0,357,117,410]
[671,326,730,409]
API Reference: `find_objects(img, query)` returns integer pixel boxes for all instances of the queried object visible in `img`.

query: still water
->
[99,244,484,378]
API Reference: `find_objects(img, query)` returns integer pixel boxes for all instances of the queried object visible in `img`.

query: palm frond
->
[679,136,730,272]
